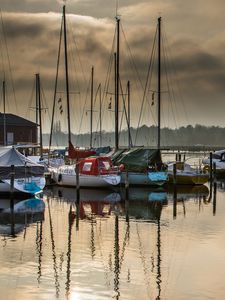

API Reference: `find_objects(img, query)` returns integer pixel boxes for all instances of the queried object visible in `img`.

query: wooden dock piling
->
[213,182,217,216]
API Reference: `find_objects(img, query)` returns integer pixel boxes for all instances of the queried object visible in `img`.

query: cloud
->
[1,0,225,133]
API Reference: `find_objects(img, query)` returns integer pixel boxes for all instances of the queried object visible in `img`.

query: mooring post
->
[178,153,181,162]
[173,163,177,185]
[173,185,177,219]
[213,182,217,216]
[213,162,216,180]
[209,152,213,183]
[173,163,177,219]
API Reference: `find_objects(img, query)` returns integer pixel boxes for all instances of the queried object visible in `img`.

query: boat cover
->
[112,148,162,172]
[0,147,45,179]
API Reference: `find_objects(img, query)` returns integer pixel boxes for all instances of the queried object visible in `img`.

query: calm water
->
[0,181,225,300]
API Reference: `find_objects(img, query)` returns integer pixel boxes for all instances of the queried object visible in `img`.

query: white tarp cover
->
[0,147,44,179]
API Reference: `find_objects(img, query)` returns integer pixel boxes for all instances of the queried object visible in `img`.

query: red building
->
[0,113,37,145]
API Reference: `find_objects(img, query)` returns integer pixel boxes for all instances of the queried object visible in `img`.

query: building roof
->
[0,113,37,127]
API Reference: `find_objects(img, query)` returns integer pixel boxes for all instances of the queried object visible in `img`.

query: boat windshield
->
[99,161,111,170]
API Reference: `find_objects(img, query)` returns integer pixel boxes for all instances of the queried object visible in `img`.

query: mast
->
[157,17,161,150]
[3,80,6,146]
[49,17,63,156]
[90,66,94,148]
[127,80,131,148]
[36,74,43,159]
[63,5,71,145]
[115,16,120,151]
[99,83,102,147]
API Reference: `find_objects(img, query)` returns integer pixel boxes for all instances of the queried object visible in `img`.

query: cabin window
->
[99,161,110,170]
[82,162,92,172]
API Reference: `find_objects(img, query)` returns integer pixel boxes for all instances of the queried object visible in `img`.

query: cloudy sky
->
[0,0,225,134]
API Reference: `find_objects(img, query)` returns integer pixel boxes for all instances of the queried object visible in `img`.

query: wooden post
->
[173,163,177,185]
[178,153,181,162]
[209,152,213,183]
[213,182,217,216]
[213,162,216,179]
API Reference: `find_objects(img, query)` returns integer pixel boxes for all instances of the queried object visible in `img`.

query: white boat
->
[202,150,225,176]
[50,156,120,188]
[167,161,209,185]
[0,147,46,195]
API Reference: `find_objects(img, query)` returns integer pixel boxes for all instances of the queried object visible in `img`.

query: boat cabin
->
[79,156,114,176]
[212,150,225,161]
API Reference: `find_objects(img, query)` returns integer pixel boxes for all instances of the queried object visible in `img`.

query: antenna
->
[116,0,118,17]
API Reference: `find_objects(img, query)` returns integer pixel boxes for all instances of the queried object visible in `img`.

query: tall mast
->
[99,83,102,147]
[3,80,6,146]
[127,80,131,148]
[157,17,161,150]
[115,16,120,151]
[90,66,94,148]
[63,5,71,145]
[36,73,43,159]
[49,17,63,155]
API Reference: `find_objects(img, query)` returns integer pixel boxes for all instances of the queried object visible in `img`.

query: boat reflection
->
[0,197,45,237]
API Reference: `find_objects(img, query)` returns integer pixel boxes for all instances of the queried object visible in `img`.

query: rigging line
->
[163,29,189,125]
[0,10,18,113]
[163,47,178,131]
[26,78,35,120]
[49,15,63,151]
[77,76,91,142]
[121,24,144,91]
[40,85,51,130]
[101,27,116,127]
[68,18,88,85]
[0,22,5,80]
[93,83,101,142]
[135,26,158,144]
[162,32,178,130]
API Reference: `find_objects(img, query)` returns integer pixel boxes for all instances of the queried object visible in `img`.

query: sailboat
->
[49,6,121,188]
[202,150,225,177]
[0,147,46,195]
[112,17,168,186]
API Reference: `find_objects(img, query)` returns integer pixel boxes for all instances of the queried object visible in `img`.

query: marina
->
[1,0,225,299]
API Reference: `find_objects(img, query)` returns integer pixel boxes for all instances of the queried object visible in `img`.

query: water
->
[0,181,225,300]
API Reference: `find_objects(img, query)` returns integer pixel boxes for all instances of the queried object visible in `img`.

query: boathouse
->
[0,113,37,145]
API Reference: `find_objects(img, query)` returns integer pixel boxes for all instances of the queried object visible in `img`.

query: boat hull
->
[120,171,167,186]
[168,172,209,185]
[0,177,46,195]
[51,171,120,188]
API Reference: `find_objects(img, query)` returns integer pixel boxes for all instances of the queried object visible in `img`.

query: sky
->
[0,0,225,134]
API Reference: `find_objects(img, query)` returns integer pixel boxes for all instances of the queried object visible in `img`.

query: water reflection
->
[0,197,45,237]
[0,182,223,300]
